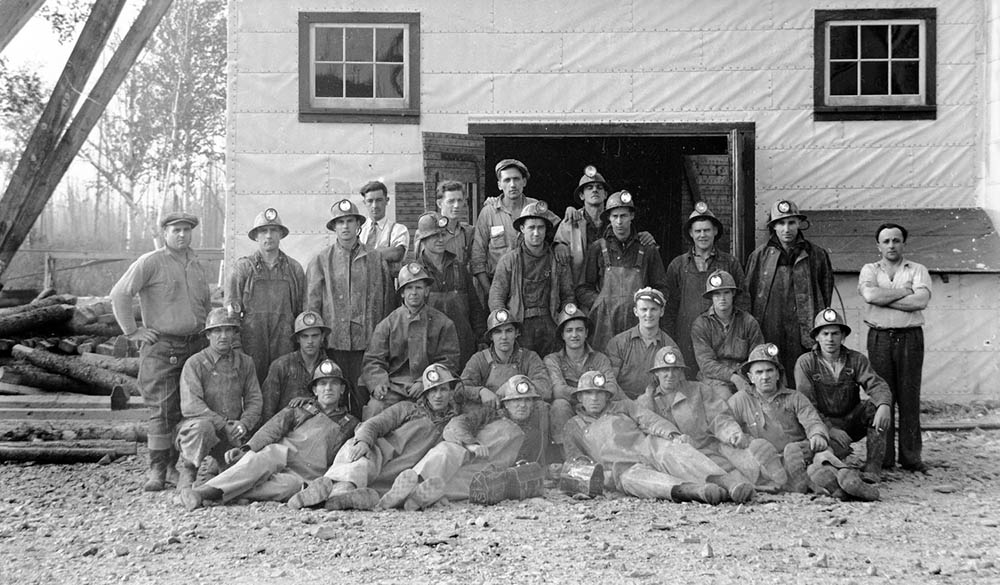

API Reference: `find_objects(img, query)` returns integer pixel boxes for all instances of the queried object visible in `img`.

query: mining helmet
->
[498,374,541,402]
[702,270,739,299]
[649,346,687,372]
[293,310,330,337]
[310,359,347,386]
[414,212,450,242]
[247,208,289,241]
[417,363,460,398]
[740,343,783,376]
[161,211,199,229]
[512,200,559,232]
[326,199,367,231]
[494,158,530,181]
[572,370,614,397]
[633,287,665,308]
[203,306,241,333]
[396,262,435,292]
[574,165,610,199]
[601,190,636,222]
[767,199,808,227]
[810,307,852,338]
[683,201,724,239]
[485,308,521,338]
[555,303,590,338]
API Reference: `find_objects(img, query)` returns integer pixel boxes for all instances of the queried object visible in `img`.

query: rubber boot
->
[716,472,756,504]
[143,449,170,492]
[377,469,418,510]
[325,487,379,511]
[670,482,726,505]
[403,477,445,511]
[165,448,179,487]
[176,461,198,490]
[863,426,887,480]
[287,477,336,510]
[837,468,880,501]
[782,443,810,494]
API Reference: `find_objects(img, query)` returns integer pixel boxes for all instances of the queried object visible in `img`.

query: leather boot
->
[670,482,726,505]
[165,448,179,487]
[864,426,887,478]
[782,443,810,493]
[143,449,170,492]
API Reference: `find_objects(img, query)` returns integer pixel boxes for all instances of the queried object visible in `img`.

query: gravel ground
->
[2,427,998,585]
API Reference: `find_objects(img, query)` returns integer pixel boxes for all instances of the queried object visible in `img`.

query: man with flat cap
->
[471,159,538,294]
[111,211,212,492]
[745,199,833,384]
[664,202,748,377]
[225,208,305,384]
[307,199,396,419]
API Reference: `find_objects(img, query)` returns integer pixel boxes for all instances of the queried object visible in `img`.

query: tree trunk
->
[0,304,75,337]
[0,440,137,463]
[0,294,76,319]
[10,344,139,396]
[1,363,100,394]
[78,353,140,377]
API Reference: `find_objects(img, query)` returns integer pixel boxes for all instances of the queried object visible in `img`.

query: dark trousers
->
[138,335,206,451]
[867,327,924,468]
[327,349,366,420]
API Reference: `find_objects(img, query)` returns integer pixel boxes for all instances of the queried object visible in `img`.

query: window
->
[814,9,935,121]
[298,12,419,123]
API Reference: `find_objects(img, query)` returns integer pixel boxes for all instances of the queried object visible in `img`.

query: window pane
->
[860,25,888,59]
[315,27,343,62]
[376,28,404,62]
[829,26,857,59]
[891,62,919,94]
[345,63,374,97]
[860,61,888,95]
[315,63,343,97]
[375,64,404,98]
[345,28,373,61]
[892,25,920,58]
[829,62,857,95]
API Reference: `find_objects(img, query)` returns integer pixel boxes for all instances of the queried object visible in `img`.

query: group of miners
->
[109,158,931,512]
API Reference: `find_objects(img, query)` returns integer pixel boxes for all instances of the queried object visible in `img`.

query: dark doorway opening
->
[484,135,730,264]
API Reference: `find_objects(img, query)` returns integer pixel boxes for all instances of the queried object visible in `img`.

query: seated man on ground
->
[563,371,729,505]
[729,344,878,501]
[178,359,359,510]
[543,303,622,462]
[636,346,787,502]
[461,308,552,408]
[794,308,891,480]
[260,311,330,422]
[287,363,465,511]
[604,288,678,399]
[174,307,262,490]
[360,262,460,420]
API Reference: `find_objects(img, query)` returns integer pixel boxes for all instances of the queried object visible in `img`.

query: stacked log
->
[12,345,139,396]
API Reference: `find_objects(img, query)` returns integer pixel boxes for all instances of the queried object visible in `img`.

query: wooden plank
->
[0,0,46,52]
[0,0,174,276]
[0,393,145,410]
[0,408,149,421]
[0,0,129,277]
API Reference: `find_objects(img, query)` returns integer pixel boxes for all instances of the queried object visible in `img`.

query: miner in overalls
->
[414,211,484,368]
[690,270,763,397]
[178,359,359,510]
[288,364,465,511]
[563,370,729,504]
[110,211,211,492]
[306,198,396,419]
[461,308,552,411]
[259,310,329,422]
[745,200,833,386]
[577,190,669,350]
[555,165,659,286]
[794,308,890,480]
[225,208,305,384]
[543,302,622,462]
[360,262,460,420]
[604,288,678,399]
[664,202,748,377]
[174,307,262,490]
[489,200,574,355]
[435,180,476,269]
[471,159,538,293]
[637,346,788,502]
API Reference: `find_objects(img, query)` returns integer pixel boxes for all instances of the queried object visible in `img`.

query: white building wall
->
[227,0,996,402]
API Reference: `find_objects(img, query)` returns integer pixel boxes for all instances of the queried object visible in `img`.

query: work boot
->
[807,464,841,497]
[165,448,180,487]
[195,456,221,487]
[176,461,197,491]
[864,426,887,478]
[325,488,379,511]
[179,485,224,512]
[670,483,726,505]
[403,477,445,511]
[837,468,880,501]
[749,438,788,486]
[287,477,335,510]
[143,449,170,492]
[727,481,755,504]
[377,469,419,510]
[782,443,810,494]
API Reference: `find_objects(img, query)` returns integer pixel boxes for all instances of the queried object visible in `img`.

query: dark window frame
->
[814,8,936,121]
[298,12,420,124]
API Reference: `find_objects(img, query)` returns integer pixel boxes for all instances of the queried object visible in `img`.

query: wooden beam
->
[0,0,175,277]
[0,0,46,53]
[0,0,128,278]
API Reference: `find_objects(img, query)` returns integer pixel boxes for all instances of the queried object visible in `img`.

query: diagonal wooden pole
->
[0,0,47,53]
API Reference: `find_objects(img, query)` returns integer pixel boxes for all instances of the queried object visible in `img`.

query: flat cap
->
[161,212,199,229]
